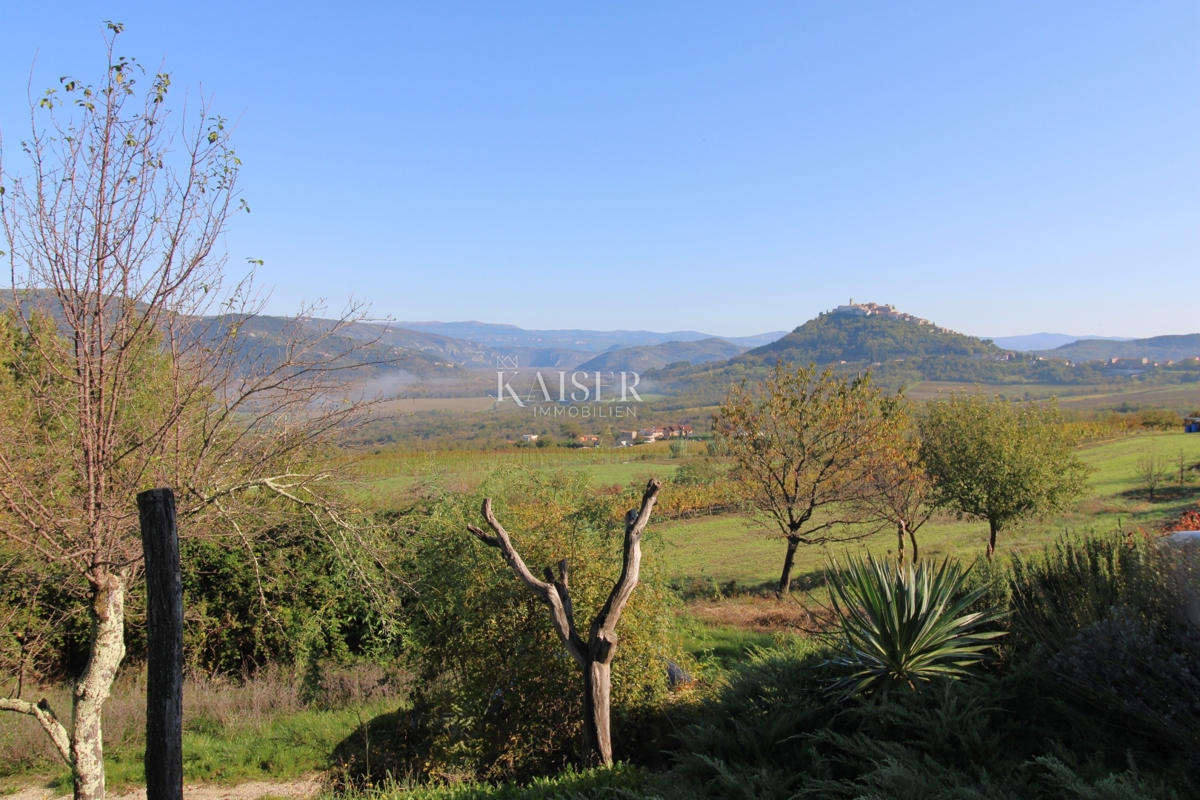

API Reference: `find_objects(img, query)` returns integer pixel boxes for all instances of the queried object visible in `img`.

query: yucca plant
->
[827,554,1006,693]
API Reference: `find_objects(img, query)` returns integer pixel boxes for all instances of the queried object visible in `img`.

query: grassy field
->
[906,379,1200,410]
[653,430,1200,590]
[359,430,1200,590]
[352,441,684,498]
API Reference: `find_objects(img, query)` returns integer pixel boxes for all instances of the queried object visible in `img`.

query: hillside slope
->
[575,338,747,372]
[738,313,999,366]
[1038,334,1200,363]
[640,310,1155,408]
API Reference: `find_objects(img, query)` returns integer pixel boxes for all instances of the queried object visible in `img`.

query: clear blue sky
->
[2,2,1197,338]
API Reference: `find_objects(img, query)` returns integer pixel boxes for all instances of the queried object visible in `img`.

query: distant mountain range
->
[394,320,786,352]
[989,333,1135,351]
[227,317,778,373]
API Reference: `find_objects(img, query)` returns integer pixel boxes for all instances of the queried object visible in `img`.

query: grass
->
[651,431,1200,591]
[328,763,680,800]
[350,441,682,500]
[0,665,404,792]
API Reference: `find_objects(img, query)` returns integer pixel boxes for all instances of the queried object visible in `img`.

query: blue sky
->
[1,2,1196,338]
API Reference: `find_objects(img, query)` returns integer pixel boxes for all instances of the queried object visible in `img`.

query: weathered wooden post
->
[138,488,183,800]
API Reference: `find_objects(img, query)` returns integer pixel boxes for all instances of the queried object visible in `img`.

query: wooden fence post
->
[138,488,183,800]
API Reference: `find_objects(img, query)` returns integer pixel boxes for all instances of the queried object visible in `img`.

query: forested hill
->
[735,313,1000,366]
[639,310,1192,409]
[1037,334,1200,363]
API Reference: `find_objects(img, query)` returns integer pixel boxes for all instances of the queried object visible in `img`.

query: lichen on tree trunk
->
[72,574,127,800]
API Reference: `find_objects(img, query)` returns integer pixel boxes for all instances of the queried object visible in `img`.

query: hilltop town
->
[831,299,936,328]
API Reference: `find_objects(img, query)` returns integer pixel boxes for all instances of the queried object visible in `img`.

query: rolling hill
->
[989,333,1134,351]
[574,338,747,372]
[1037,334,1200,363]
[736,312,1000,366]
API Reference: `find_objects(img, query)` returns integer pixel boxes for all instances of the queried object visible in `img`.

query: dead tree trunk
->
[139,488,184,800]
[467,478,661,766]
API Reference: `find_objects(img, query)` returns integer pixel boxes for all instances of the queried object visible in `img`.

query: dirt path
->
[7,775,323,800]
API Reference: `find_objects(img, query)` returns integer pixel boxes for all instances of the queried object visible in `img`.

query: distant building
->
[615,430,638,446]
[639,427,665,442]
[521,434,539,442]
[663,424,694,438]
[577,434,600,445]
[830,300,934,327]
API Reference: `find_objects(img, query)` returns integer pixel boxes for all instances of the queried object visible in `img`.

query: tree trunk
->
[986,519,999,561]
[581,658,613,766]
[908,527,920,563]
[896,520,908,565]
[139,488,183,800]
[777,536,800,597]
[72,574,126,800]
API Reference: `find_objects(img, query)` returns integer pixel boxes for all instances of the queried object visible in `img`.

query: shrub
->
[384,469,686,783]
[826,554,1006,693]
[675,644,1196,800]
[1010,531,1200,753]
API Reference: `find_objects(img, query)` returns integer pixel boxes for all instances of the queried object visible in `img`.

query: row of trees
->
[715,363,1091,594]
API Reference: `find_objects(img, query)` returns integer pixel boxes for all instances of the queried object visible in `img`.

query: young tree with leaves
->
[853,409,935,564]
[713,363,904,596]
[918,393,1090,560]
[0,26,390,799]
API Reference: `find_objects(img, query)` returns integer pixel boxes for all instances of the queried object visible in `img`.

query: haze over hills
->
[394,320,786,352]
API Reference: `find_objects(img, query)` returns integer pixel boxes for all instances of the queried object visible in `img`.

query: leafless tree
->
[466,478,662,767]
[0,25,392,799]
[1136,448,1171,502]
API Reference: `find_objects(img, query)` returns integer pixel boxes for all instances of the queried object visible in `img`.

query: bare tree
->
[1136,448,1171,502]
[466,478,662,767]
[713,363,904,596]
[0,25,390,799]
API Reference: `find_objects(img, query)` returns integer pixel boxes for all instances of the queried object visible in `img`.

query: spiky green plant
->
[827,554,1006,693]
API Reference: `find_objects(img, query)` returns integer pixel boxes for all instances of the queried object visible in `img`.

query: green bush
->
[378,469,686,783]
[1009,532,1200,753]
[675,643,1195,800]
[673,531,1200,799]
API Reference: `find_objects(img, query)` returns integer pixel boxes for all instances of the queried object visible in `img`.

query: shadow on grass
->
[1119,485,1200,503]
[670,568,829,601]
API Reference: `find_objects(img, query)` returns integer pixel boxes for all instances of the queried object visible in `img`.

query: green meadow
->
[360,430,1200,593]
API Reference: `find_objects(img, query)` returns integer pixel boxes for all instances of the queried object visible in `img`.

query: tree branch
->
[0,696,71,764]
[468,498,587,666]
[590,478,662,652]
